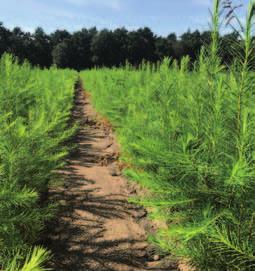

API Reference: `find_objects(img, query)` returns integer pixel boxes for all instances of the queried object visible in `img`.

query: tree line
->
[0,22,239,70]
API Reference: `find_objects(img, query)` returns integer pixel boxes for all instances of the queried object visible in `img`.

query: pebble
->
[153,255,160,261]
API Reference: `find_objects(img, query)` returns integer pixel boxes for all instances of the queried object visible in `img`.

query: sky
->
[0,0,249,37]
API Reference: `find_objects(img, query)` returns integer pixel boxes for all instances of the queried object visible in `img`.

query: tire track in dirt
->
[45,84,178,271]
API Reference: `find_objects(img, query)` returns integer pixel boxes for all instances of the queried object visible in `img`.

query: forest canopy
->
[0,22,241,70]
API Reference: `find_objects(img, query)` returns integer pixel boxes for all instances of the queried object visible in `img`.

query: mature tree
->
[155,37,174,60]
[51,30,71,46]
[168,33,177,42]
[112,28,129,66]
[0,22,11,56]
[127,27,156,65]
[52,40,74,68]
[70,27,97,70]
[180,30,203,61]
[91,29,119,67]
[155,32,181,61]
[32,27,52,67]
[8,27,34,62]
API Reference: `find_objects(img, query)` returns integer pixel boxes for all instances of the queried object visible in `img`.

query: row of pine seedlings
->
[0,54,77,270]
[82,0,255,270]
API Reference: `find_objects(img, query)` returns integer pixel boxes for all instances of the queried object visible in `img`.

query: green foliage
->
[81,1,255,269]
[0,54,77,270]
[6,247,51,271]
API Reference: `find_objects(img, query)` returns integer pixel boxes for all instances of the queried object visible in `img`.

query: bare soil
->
[45,86,178,271]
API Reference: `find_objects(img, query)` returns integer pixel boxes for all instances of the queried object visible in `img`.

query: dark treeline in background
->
[0,22,239,70]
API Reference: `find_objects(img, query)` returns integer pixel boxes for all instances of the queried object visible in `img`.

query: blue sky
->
[0,0,248,37]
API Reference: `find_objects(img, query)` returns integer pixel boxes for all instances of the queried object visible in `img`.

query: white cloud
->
[65,0,122,10]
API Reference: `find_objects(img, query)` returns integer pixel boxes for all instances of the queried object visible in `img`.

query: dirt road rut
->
[46,87,178,271]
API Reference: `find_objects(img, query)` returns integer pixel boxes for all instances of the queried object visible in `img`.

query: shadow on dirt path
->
[45,84,178,271]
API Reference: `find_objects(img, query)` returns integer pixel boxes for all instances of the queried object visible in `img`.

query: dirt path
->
[46,86,178,271]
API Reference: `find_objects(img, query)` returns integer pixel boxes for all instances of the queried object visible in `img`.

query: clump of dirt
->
[45,85,179,271]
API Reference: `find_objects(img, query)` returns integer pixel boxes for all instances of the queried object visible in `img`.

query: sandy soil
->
[45,86,178,271]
